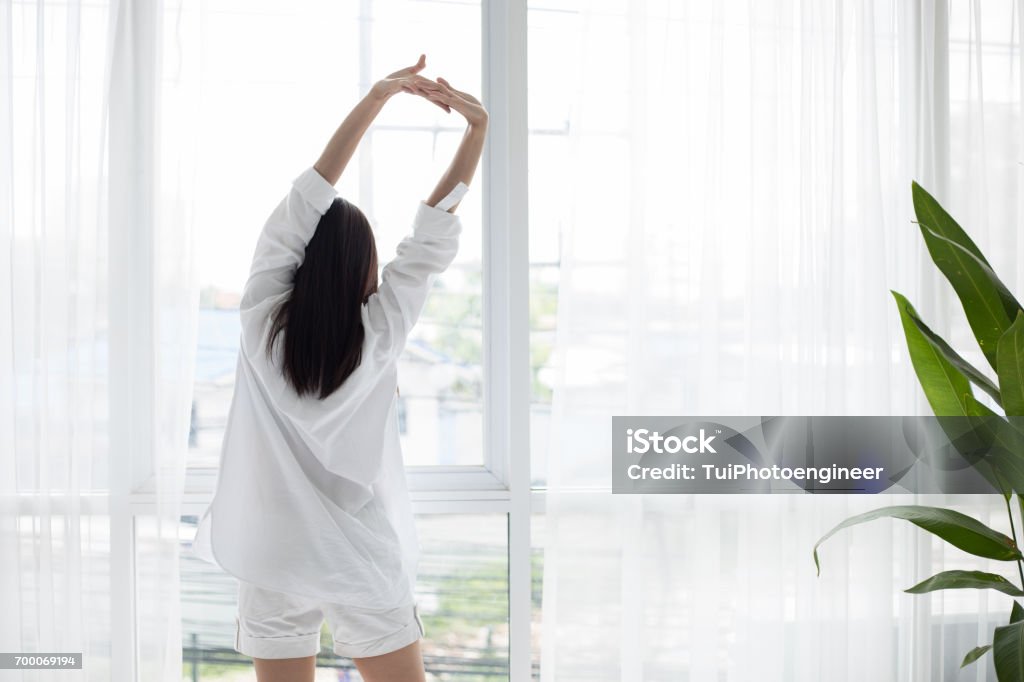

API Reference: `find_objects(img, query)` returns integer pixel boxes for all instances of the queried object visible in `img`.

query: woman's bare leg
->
[352,639,427,682]
[253,655,316,682]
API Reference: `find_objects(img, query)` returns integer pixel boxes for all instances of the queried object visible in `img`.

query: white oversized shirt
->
[190,166,468,609]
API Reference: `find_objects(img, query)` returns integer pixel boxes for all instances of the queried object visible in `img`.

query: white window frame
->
[117,0,533,680]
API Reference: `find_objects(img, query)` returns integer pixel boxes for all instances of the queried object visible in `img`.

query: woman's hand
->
[417,77,488,128]
[371,54,451,113]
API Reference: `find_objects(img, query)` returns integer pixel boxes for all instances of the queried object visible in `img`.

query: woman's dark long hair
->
[266,197,379,400]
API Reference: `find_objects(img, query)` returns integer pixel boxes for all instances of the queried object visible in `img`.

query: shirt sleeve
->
[239,167,338,320]
[363,181,469,363]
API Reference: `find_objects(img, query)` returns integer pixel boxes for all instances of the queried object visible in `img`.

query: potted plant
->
[814,182,1024,679]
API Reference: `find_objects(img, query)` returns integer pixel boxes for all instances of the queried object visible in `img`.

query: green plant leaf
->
[930,396,1012,497]
[994,620,1024,681]
[963,395,1024,495]
[912,182,1024,361]
[912,181,991,265]
[962,391,1011,497]
[966,393,1003,418]
[813,505,1021,576]
[918,225,1015,369]
[998,312,1024,417]
[904,570,1024,596]
[962,644,993,669]
[1012,601,1024,624]
[892,291,974,416]
[905,304,1002,405]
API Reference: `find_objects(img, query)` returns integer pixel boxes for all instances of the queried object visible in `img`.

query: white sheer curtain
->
[0,1,198,679]
[540,1,1022,680]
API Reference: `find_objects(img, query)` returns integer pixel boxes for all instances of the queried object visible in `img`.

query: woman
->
[191,54,488,682]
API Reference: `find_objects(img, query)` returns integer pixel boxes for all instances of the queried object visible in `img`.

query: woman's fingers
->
[428,80,463,109]
[435,76,461,97]
[404,79,440,96]
[399,54,426,76]
[433,78,458,97]
[423,92,452,112]
[403,81,451,112]
[387,53,426,79]
[431,79,473,114]
[431,77,487,124]
[410,74,443,91]
[393,71,470,116]
[398,75,442,98]
[436,77,479,104]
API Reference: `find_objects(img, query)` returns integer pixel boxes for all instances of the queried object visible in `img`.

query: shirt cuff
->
[293,166,338,215]
[435,181,469,211]
[414,182,469,236]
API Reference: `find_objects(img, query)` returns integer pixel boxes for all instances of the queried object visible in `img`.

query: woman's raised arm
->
[403,76,489,212]
[360,79,488,364]
[313,54,449,185]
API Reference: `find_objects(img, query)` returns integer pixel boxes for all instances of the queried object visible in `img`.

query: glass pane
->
[187,0,483,469]
[371,129,485,466]
[178,512,508,679]
[526,3,584,488]
[531,511,547,680]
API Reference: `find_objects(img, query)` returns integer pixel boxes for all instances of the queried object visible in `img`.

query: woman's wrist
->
[369,79,394,102]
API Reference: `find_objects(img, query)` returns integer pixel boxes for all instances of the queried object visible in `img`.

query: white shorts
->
[234,580,425,659]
